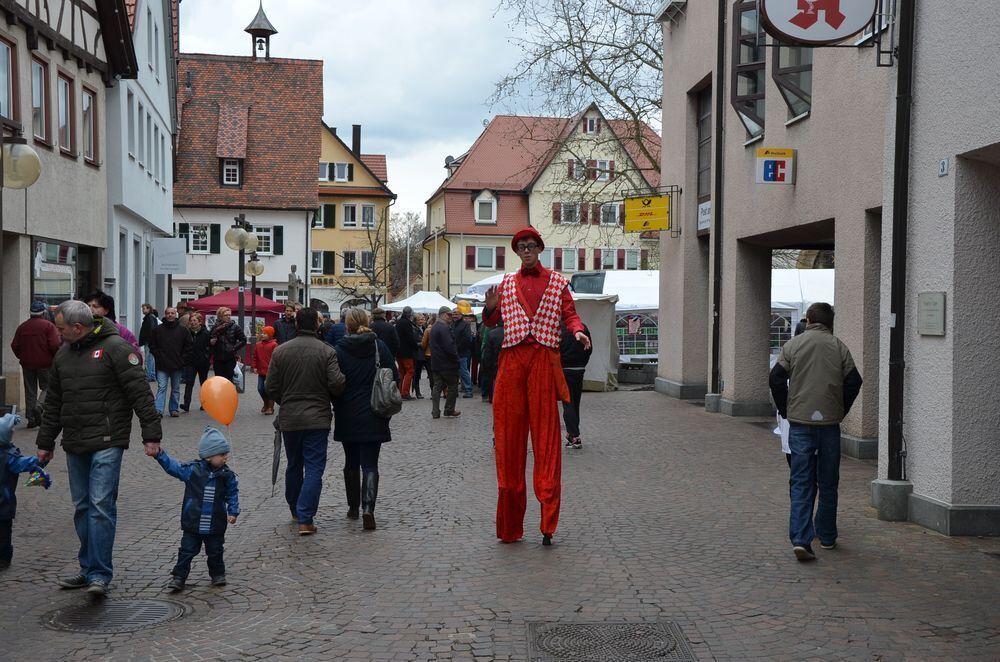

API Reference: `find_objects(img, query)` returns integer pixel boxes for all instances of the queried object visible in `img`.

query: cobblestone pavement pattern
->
[1,380,999,661]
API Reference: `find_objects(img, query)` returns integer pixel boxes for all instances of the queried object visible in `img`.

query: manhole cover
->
[527,621,696,661]
[44,599,188,634]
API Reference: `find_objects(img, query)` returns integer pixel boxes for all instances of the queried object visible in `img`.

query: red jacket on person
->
[11,316,61,370]
[252,338,278,376]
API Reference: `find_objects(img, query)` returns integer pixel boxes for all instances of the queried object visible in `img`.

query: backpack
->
[370,338,402,418]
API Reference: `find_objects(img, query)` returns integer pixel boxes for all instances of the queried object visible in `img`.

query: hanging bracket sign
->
[760,0,878,46]
[624,195,671,233]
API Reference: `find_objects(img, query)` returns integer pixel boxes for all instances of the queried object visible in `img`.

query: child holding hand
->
[154,426,239,591]
[1,413,52,570]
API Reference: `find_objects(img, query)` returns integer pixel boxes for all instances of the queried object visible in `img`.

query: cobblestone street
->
[1,382,998,661]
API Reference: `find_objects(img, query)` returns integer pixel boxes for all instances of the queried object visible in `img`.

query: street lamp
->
[245,251,264,360]
[225,213,259,363]
[0,127,43,405]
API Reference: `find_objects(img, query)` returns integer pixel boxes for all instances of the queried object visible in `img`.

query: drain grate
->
[527,621,697,661]
[44,599,187,634]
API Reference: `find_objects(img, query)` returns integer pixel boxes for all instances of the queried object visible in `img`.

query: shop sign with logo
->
[697,201,712,231]
[624,195,671,232]
[755,148,797,185]
[760,0,878,46]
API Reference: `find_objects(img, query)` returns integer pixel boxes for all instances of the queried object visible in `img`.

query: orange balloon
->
[200,376,238,426]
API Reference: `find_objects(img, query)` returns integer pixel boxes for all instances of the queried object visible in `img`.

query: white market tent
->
[572,293,620,391]
[382,290,456,314]
[771,269,836,322]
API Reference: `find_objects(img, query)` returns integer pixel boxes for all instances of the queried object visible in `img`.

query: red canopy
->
[185,289,285,324]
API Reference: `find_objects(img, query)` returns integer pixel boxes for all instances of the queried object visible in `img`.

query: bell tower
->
[245,1,278,60]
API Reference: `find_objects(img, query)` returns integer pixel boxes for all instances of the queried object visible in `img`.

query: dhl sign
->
[624,195,670,233]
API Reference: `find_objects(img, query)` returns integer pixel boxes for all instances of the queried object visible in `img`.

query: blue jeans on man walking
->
[155,370,182,414]
[66,448,125,583]
[788,423,841,547]
[458,356,472,395]
[283,430,329,525]
[144,347,156,381]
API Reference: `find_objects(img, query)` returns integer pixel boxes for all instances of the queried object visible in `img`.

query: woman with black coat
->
[209,306,246,381]
[334,307,398,531]
[182,312,212,412]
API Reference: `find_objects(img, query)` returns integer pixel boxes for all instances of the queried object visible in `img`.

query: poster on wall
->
[152,238,188,275]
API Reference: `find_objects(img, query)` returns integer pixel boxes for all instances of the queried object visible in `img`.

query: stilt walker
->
[483,228,591,545]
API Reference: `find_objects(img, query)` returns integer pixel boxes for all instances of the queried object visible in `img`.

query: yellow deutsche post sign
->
[624,195,670,233]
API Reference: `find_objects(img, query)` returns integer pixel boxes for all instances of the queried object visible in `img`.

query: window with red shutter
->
[552,202,562,224]
[641,249,649,270]
[591,204,600,224]
[593,249,602,271]
[617,248,626,270]
[466,246,475,269]
[567,160,574,178]
[609,160,616,181]
[618,204,625,226]
[496,247,506,270]
[554,248,563,271]
[586,160,597,180]
[578,248,586,271]
[595,118,601,133]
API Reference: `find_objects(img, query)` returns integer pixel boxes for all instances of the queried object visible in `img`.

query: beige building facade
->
[655,2,886,459]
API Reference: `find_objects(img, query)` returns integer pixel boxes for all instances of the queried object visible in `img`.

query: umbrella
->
[271,419,281,497]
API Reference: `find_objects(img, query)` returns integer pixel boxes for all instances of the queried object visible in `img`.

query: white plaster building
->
[103,0,177,329]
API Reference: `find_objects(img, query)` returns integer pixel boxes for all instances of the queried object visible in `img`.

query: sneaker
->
[565,438,575,448]
[166,576,185,592]
[443,411,462,418]
[86,579,109,597]
[820,541,837,550]
[211,575,227,587]
[179,404,190,413]
[572,439,583,449]
[58,573,89,589]
[793,545,817,561]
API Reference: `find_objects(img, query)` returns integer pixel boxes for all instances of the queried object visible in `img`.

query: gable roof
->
[174,53,323,210]
[321,124,394,195]
[428,108,660,203]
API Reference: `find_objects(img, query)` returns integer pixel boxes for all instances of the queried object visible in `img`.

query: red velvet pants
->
[493,343,565,542]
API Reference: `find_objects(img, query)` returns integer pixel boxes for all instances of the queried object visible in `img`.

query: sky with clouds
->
[179,0,526,219]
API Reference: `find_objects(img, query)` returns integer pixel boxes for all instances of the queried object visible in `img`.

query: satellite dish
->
[445,155,455,166]
[482,119,489,127]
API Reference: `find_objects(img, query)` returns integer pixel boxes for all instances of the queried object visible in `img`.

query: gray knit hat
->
[198,426,231,459]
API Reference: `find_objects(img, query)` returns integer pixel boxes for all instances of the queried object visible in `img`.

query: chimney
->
[351,124,361,157]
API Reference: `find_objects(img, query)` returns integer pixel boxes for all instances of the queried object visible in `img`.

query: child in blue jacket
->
[1,413,51,569]
[155,426,240,591]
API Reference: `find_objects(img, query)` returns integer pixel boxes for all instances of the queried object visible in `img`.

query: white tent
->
[466,270,659,313]
[771,269,836,322]
[382,290,456,314]
[572,293,620,391]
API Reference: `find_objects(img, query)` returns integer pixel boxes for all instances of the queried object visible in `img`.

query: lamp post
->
[224,213,258,363]
[0,124,43,405]
[245,251,264,362]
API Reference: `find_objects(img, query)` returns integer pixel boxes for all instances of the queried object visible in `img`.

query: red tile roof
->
[442,191,530,235]
[360,154,388,183]
[429,110,660,203]
[174,54,323,210]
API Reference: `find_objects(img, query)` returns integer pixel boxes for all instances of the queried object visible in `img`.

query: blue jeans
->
[257,374,268,403]
[459,356,472,395]
[144,347,156,381]
[155,370,182,414]
[66,448,125,582]
[788,423,841,546]
[283,430,329,525]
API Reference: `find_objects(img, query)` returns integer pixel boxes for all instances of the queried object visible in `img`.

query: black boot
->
[344,468,361,520]
[361,471,379,530]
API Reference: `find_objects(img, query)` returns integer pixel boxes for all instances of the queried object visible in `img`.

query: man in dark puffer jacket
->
[36,300,162,597]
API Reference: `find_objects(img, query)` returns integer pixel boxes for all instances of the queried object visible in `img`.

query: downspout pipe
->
[710,0,727,394]
[887,0,917,481]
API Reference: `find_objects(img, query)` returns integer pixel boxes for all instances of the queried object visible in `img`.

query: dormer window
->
[475,191,497,224]
[221,158,242,186]
[319,162,353,182]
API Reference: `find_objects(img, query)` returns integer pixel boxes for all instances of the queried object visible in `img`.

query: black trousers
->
[342,442,382,473]
[0,518,12,564]
[183,365,210,408]
[413,359,426,395]
[214,358,237,382]
[431,369,459,417]
[561,369,585,438]
[172,531,225,580]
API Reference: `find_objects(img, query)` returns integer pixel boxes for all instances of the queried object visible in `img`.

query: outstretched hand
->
[484,286,499,311]
[575,331,591,351]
